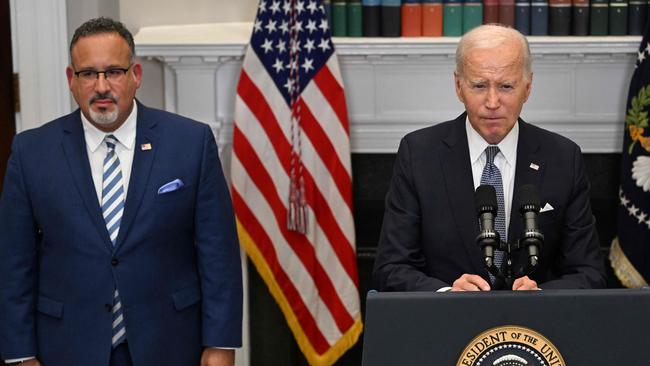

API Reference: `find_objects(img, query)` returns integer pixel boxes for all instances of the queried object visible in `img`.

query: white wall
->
[67,0,259,36]
[67,0,119,42]
[119,0,259,31]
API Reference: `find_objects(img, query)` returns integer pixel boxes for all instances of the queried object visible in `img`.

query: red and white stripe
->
[232,46,360,360]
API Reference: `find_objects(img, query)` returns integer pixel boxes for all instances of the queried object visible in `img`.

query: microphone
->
[474,185,501,270]
[517,184,544,269]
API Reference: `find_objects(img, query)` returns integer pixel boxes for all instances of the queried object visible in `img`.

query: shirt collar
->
[81,102,138,152]
[466,116,519,166]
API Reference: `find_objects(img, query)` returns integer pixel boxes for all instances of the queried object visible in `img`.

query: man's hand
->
[512,276,540,290]
[200,348,235,366]
[451,274,491,291]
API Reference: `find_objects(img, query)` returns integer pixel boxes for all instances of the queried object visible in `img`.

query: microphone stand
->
[489,236,541,290]
[480,185,544,290]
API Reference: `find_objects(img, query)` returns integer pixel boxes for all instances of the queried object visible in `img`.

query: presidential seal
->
[456,325,565,366]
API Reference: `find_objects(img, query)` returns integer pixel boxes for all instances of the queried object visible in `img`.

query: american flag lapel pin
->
[141,143,152,151]
[529,163,540,171]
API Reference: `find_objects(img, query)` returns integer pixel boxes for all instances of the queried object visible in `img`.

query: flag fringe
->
[609,237,649,288]
[237,218,363,366]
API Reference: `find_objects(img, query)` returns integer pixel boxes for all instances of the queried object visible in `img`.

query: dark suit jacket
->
[373,113,606,291]
[0,103,243,365]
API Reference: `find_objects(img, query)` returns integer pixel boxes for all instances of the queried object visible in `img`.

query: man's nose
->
[94,73,111,93]
[485,87,500,109]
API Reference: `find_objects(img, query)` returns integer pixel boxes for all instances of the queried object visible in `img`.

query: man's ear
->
[132,62,143,88]
[454,71,464,103]
[66,66,74,88]
[523,72,533,103]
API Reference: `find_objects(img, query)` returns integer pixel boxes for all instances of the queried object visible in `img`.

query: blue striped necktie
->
[102,134,127,347]
[481,146,506,284]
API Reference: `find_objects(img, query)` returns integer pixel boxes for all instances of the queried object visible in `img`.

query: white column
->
[10,0,71,132]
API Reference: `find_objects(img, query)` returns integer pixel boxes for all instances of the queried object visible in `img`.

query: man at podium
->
[373,24,606,292]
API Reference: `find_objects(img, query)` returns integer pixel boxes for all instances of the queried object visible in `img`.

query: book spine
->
[463,0,484,33]
[572,0,590,35]
[628,0,647,34]
[444,0,464,36]
[422,0,444,36]
[402,1,423,36]
[324,0,333,29]
[515,0,531,34]
[590,0,609,34]
[484,0,500,22]
[609,0,629,35]
[382,0,403,36]
[531,0,549,34]
[348,0,363,36]
[363,0,382,36]
[333,0,348,36]
[499,0,516,26]
[549,0,572,35]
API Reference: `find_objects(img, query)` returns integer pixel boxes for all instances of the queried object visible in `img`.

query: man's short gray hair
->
[455,24,532,82]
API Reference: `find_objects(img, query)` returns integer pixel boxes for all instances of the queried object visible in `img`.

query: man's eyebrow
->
[499,80,518,85]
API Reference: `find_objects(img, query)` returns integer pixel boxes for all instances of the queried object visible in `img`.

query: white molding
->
[10,0,71,132]
[135,23,639,154]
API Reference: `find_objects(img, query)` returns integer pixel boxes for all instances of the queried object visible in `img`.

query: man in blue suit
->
[0,17,242,366]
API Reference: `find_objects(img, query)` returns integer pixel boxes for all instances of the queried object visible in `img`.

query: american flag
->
[231,1,362,365]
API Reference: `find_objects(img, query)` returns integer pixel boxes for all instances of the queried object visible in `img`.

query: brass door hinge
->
[13,72,20,113]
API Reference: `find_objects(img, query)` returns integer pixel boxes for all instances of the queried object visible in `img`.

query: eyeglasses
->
[73,64,132,83]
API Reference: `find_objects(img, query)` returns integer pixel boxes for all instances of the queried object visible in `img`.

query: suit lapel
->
[114,104,158,250]
[509,119,546,241]
[61,112,114,252]
[440,114,485,275]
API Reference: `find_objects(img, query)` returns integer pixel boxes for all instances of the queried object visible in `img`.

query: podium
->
[362,289,650,365]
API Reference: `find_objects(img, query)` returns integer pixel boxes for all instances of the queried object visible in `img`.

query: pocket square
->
[158,179,185,194]
[540,202,554,213]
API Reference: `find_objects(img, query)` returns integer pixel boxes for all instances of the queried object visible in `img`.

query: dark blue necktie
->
[480,146,506,284]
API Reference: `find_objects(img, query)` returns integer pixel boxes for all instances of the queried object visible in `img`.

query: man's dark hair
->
[70,17,135,62]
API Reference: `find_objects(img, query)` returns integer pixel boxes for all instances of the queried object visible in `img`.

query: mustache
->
[89,93,117,104]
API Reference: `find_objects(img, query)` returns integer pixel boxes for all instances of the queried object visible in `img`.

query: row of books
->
[323,0,648,36]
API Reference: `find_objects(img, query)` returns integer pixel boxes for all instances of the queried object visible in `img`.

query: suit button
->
[105,303,112,312]
[111,258,119,266]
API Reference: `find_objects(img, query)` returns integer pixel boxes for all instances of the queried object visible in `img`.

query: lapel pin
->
[529,163,540,171]
[141,143,152,151]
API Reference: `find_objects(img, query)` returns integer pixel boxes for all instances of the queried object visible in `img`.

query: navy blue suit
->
[0,103,242,365]
[373,114,606,291]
